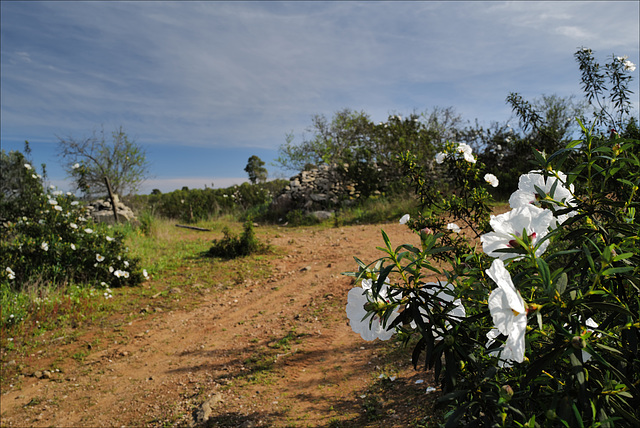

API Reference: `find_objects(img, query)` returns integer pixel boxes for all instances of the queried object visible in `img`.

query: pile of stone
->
[270,164,360,218]
[86,194,137,224]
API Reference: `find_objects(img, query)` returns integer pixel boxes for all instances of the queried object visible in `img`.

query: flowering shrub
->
[1,155,145,326]
[345,51,639,426]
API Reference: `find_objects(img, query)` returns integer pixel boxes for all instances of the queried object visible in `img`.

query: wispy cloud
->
[1,1,638,191]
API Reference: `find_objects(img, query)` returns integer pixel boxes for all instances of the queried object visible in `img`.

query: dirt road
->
[1,222,441,427]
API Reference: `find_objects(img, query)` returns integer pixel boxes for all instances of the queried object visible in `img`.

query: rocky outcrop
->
[270,164,360,216]
[86,194,137,224]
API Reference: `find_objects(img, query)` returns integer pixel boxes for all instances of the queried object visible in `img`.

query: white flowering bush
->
[345,50,639,426]
[1,152,144,326]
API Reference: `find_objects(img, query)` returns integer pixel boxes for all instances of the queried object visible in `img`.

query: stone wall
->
[270,164,360,216]
[86,194,137,224]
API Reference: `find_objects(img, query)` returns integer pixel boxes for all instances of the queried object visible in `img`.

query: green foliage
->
[244,155,268,184]
[1,147,145,328]
[57,126,149,198]
[1,143,46,222]
[345,48,639,427]
[129,180,288,223]
[206,220,268,259]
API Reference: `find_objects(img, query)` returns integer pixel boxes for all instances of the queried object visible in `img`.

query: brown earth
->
[1,222,443,427]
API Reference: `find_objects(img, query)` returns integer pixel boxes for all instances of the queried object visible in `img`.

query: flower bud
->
[571,336,586,349]
[545,409,557,420]
[443,335,454,347]
[500,385,514,401]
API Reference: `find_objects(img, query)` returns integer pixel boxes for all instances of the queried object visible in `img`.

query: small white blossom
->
[623,60,636,72]
[84,228,93,234]
[143,269,148,279]
[484,173,499,188]
[447,223,461,233]
[72,163,80,169]
[106,236,114,242]
[96,254,105,262]
[6,267,15,280]
[70,243,76,250]
[70,223,78,229]
[123,261,129,268]
[435,152,446,164]
[41,242,49,251]
[48,199,58,205]
[54,205,63,212]
[399,214,410,225]
[24,164,32,170]
[71,201,79,206]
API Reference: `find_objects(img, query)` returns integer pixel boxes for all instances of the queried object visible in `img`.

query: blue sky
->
[2,1,638,194]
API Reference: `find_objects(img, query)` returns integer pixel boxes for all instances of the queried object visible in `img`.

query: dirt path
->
[1,223,441,427]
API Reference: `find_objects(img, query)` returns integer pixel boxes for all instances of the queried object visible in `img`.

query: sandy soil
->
[1,222,442,427]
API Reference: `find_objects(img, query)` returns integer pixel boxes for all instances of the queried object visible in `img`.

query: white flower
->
[24,164,32,170]
[84,228,93,234]
[623,60,636,72]
[109,266,114,273]
[41,242,49,251]
[6,267,15,280]
[481,205,555,260]
[114,270,125,278]
[484,173,499,188]
[54,205,63,212]
[70,243,76,250]
[435,152,446,164]
[143,269,148,279]
[106,236,114,242]
[447,223,461,233]
[70,223,78,229]
[346,279,399,341]
[123,271,129,278]
[52,190,62,196]
[486,259,527,367]
[71,201,79,206]
[48,199,58,205]
[509,170,576,225]
[72,163,80,169]
[96,254,105,262]
[399,214,410,225]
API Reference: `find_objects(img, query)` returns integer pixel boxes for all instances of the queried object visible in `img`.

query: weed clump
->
[206,221,268,259]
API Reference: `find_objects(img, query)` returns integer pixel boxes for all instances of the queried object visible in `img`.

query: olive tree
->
[57,126,149,198]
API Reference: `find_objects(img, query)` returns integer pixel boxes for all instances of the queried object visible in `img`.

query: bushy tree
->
[1,142,46,221]
[57,126,149,198]
[244,155,268,184]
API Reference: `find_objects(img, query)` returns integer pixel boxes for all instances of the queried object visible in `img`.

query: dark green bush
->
[206,220,268,259]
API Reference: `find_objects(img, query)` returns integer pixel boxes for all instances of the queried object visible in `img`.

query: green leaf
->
[555,272,568,294]
[537,258,551,289]
[601,266,634,276]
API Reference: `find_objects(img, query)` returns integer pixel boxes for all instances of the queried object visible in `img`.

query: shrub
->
[344,50,639,427]
[206,220,268,259]
[1,150,145,326]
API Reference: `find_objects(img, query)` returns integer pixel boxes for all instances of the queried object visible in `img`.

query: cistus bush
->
[1,153,145,306]
[344,50,639,427]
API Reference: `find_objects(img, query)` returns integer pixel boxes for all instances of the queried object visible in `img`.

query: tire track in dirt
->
[0,222,423,427]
